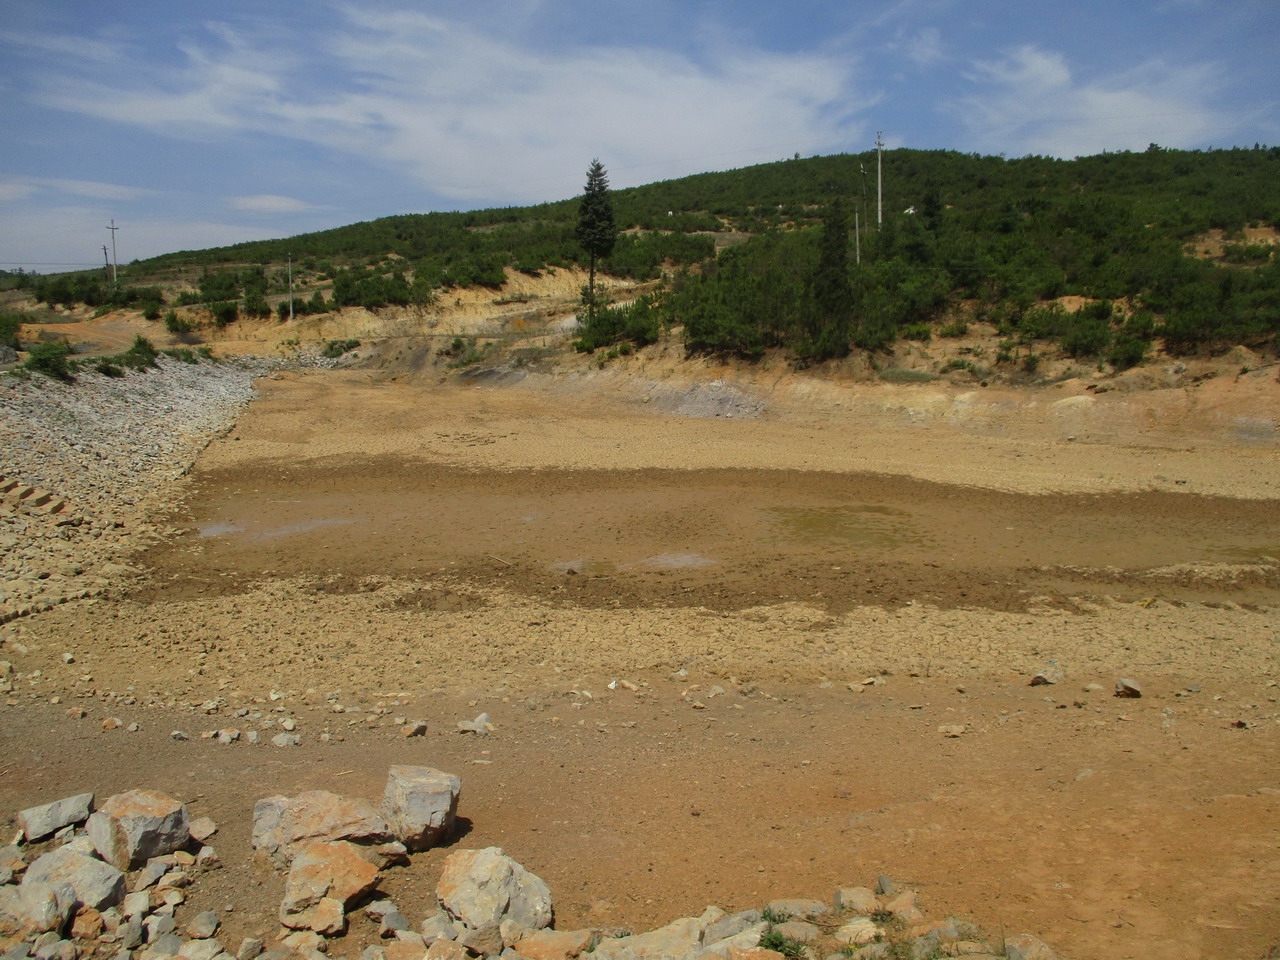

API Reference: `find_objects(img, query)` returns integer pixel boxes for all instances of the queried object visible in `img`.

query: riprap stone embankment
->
[0,357,281,626]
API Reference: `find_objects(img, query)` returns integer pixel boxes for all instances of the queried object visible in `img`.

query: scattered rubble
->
[0,772,1064,960]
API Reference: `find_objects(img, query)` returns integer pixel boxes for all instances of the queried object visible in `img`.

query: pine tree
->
[576,159,617,315]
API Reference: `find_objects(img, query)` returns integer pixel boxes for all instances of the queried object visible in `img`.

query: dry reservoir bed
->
[3,368,1280,960]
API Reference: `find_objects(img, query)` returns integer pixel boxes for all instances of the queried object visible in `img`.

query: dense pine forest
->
[5,145,1278,365]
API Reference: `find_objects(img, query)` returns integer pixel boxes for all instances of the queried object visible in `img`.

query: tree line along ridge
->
[2,145,1277,366]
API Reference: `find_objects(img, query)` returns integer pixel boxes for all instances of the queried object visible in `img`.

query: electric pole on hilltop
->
[106,219,119,285]
[102,245,110,278]
[876,132,884,227]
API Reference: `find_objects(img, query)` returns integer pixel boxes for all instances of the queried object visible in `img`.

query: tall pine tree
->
[576,159,617,316]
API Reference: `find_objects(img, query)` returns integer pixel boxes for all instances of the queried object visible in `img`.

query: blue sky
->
[1,0,1276,270]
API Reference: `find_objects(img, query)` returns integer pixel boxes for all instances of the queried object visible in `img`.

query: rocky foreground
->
[2,769,1063,960]
[0,357,283,625]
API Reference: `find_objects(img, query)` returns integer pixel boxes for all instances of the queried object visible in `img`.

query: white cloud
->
[0,180,40,202]
[0,28,125,64]
[21,7,871,205]
[230,194,319,213]
[950,44,1228,157]
[895,26,945,67]
[0,177,155,204]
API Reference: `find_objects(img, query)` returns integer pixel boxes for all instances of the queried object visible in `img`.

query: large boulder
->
[18,793,94,843]
[279,841,380,934]
[436,847,552,933]
[382,766,460,852]
[22,846,125,911]
[87,790,189,870]
[0,881,76,938]
[252,791,394,868]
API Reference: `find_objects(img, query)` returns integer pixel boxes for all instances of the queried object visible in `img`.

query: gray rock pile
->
[1,769,1065,960]
[0,355,283,623]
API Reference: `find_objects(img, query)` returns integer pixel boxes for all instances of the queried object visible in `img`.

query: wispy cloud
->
[892,26,945,67]
[19,7,871,203]
[949,44,1227,156]
[230,194,320,214]
[0,177,156,204]
[0,28,125,64]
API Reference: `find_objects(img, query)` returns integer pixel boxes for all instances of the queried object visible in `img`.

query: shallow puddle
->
[551,553,717,576]
[199,516,355,541]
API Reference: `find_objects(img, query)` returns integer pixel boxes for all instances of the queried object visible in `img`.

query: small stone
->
[102,718,122,731]
[236,939,263,960]
[833,888,878,914]
[184,911,219,939]
[270,733,301,748]
[938,724,966,737]
[169,731,189,742]
[148,932,183,957]
[1003,933,1059,960]
[401,721,428,738]
[1030,665,1064,686]
[456,712,493,735]
[1114,678,1143,698]
[188,817,218,844]
[71,908,104,941]
[178,938,224,960]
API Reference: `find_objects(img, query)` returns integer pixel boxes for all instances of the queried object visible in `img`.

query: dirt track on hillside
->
[4,365,1280,960]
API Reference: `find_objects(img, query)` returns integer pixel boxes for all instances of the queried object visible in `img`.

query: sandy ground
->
[3,355,1280,960]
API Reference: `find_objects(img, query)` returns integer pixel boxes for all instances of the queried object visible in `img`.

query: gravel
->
[0,356,286,623]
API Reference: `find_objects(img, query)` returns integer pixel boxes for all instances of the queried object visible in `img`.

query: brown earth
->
[3,311,1280,960]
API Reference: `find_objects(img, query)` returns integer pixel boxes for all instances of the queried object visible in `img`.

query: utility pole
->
[287,253,294,322]
[876,132,884,227]
[106,219,119,285]
[102,245,110,278]
[855,209,860,265]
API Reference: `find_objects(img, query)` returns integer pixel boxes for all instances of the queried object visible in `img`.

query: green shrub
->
[1108,334,1148,369]
[321,339,361,359]
[938,320,969,338]
[0,312,24,350]
[900,322,932,342]
[24,340,73,380]
[758,930,806,960]
[1060,315,1111,358]
[210,301,238,327]
[94,360,124,377]
[575,296,660,352]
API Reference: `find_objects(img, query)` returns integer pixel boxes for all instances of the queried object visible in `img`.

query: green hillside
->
[8,145,1279,363]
